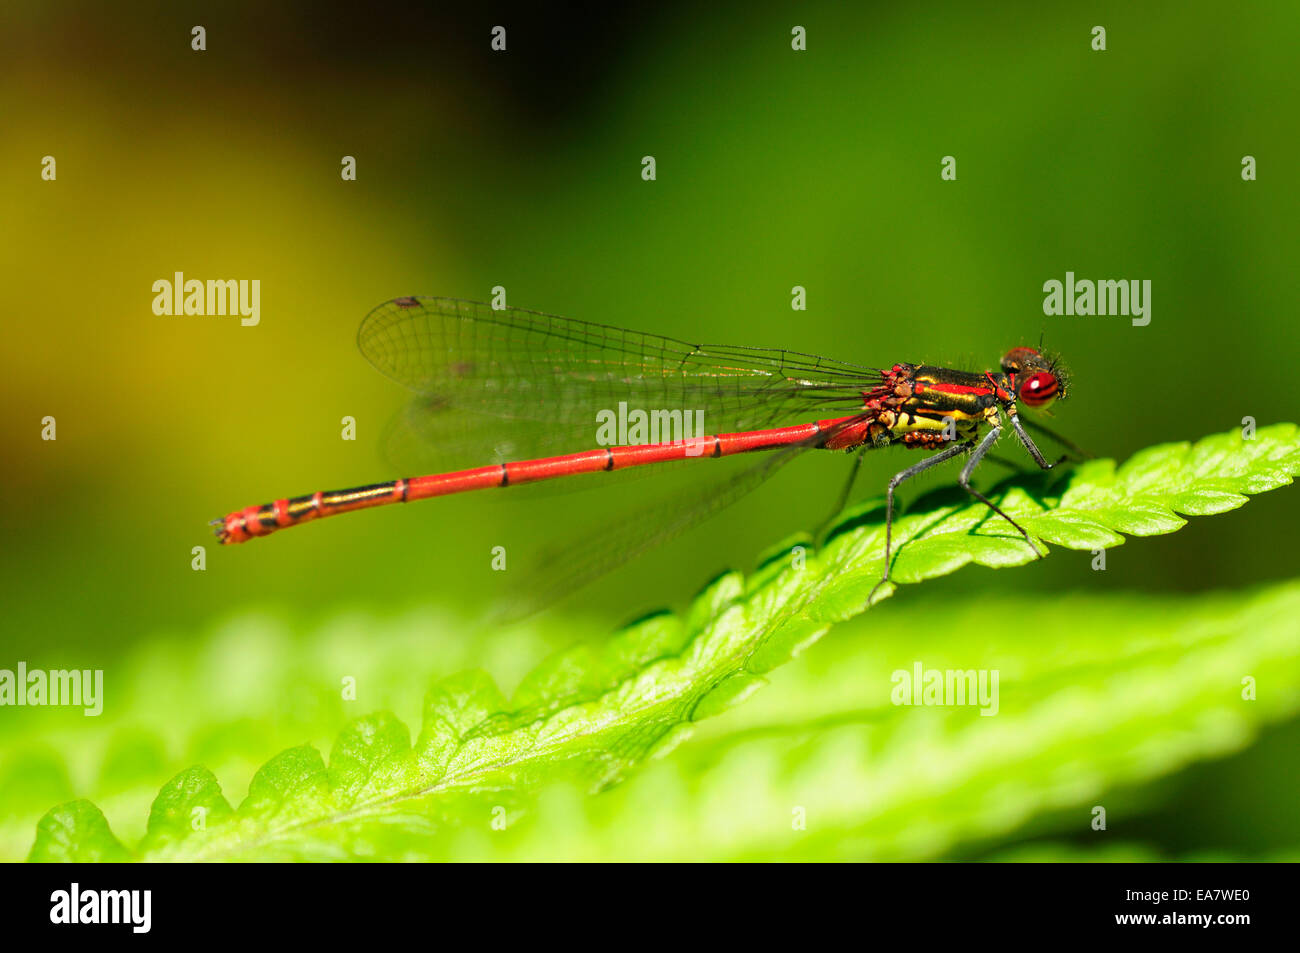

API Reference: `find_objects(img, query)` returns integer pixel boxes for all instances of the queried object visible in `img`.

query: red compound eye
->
[1018,371,1059,407]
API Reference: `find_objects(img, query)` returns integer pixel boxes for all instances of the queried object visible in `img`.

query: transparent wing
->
[358,297,880,448]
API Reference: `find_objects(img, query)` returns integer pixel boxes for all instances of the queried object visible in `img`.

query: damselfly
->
[213,297,1076,605]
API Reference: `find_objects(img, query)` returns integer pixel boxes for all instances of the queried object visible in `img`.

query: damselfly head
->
[1000,346,1069,408]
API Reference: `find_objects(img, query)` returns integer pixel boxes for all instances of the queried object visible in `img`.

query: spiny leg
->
[1006,414,1056,470]
[1008,412,1074,468]
[959,426,1044,558]
[948,414,1076,474]
[815,446,867,543]
[868,440,970,603]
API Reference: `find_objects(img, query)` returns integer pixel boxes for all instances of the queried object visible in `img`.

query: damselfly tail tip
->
[209,516,234,545]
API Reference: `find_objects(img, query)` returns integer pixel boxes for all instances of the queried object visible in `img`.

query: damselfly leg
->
[957,426,1044,557]
[868,412,1063,604]
[867,439,971,603]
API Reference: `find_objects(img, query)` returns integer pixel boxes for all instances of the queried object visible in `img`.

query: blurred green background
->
[1,1,1297,860]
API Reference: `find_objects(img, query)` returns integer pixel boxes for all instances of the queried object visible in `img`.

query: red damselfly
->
[213,297,1075,606]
